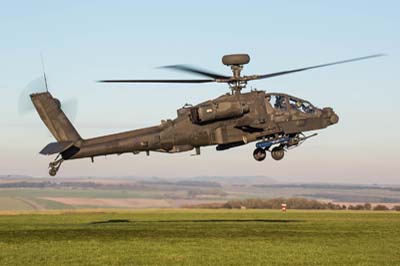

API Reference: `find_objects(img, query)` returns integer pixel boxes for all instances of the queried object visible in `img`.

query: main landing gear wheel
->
[253,148,266,161]
[271,147,285,161]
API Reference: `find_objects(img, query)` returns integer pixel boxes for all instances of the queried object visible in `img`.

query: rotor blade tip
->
[369,53,386,58]
[158,64,182,69]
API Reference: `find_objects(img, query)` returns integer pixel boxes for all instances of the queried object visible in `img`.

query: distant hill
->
[187,176,277,185]
[0,175,35,179]
[0,175,277,185]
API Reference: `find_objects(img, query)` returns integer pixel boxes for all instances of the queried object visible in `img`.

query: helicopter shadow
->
[88,219,305,225]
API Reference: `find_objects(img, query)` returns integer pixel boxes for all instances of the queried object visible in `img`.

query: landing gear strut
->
[253,148,266,161]
[48,156,63,176]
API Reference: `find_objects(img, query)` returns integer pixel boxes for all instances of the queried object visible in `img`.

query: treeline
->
[225,198,344,210]
[186,198,400,211]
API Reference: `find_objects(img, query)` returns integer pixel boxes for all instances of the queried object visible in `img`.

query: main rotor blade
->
[98,79,215,83]
[252,54,385,80]
[160,64,229,79]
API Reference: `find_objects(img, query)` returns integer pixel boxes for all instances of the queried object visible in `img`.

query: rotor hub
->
[221,54,251,94]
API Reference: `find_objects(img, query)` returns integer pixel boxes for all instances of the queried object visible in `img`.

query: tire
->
[49,168,57,176]
[271,147,285,161]
[253,148,266,161]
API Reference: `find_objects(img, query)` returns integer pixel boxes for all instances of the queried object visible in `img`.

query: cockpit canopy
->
[266,93,316,114]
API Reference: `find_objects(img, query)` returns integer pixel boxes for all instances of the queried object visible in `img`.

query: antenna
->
[40,53,49,92]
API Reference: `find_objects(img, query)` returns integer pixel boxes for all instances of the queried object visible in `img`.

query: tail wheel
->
[48,157,63,176]
[49,167,57,176]
[271,147,285,160]
[253,148,266,161]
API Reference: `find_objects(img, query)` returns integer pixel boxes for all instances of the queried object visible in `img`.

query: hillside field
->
[0,209,399,266]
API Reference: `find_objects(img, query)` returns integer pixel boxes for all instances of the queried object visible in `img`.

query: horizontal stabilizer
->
[40,141,74,155]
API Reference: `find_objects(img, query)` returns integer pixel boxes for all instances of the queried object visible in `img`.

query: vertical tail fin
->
[30,92,81,142]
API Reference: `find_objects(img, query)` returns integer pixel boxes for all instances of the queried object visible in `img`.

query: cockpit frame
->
[265,93,318,114]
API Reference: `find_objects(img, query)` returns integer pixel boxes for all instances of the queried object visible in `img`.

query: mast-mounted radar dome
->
[222,54,250,66]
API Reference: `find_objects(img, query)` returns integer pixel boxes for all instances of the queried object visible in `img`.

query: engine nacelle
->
[191,102,249,124]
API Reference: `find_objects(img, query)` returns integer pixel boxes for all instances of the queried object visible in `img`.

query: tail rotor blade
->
[18,77,47,115]
[61,98,78,122]
[18,77,78,122]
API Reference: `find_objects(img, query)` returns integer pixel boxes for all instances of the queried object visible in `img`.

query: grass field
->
[0,209,399,266]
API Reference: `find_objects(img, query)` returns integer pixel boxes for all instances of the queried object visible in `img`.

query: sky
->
[0,1,399,184]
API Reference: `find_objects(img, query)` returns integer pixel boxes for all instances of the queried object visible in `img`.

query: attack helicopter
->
[30,53,383,176]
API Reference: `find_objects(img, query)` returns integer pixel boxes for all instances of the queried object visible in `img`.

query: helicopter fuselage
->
[29,51,385,176]
[65,90,338,160]
[30,52,382,176]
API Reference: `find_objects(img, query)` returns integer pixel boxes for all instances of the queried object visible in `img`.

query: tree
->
[364,203,372,210]
[373,204,389,211]
[392,205,400,211]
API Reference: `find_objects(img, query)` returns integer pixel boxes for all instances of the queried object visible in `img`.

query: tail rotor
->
[18,76,78,121]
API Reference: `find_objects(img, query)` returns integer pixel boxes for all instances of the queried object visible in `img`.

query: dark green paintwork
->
[29,52,385,176]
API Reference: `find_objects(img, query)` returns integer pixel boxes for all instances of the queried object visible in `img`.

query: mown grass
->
[0,209,399,266]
